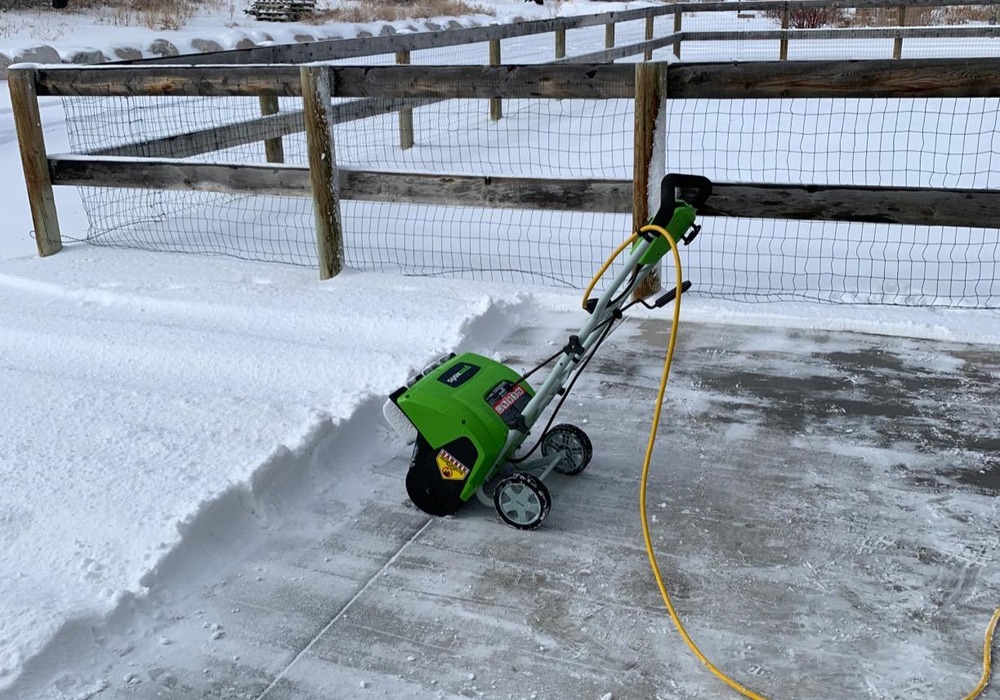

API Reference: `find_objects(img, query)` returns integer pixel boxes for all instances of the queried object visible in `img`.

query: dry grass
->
[308,0,495,23]
[839,5,996,27]
[52,0,233,31]
[34,0,491,29]
[760,3,998,29]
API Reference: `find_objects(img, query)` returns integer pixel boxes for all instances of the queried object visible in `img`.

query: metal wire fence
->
[57,3,1000,306]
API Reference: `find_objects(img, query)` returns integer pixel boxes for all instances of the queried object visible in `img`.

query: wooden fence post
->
[893,6,908,59]
[489,38,502,121]
[673,8,683,58]
[633,61,668,299]
[259,93,285,163]
[9,66,62,257]
[605,21,616,49]
[780,3,790,60]
[300,64,344,280]
[644,16,654,61]
[555,28,566,59]
[396,50,414,149]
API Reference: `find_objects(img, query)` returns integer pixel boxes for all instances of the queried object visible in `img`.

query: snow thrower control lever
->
[646,280,693,309]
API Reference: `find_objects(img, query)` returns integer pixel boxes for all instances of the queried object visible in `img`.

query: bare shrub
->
[765,6,844,29]
[0,0,38,10]
[940,5,996,24]
[841,5,993,28]
[310,0,495,23]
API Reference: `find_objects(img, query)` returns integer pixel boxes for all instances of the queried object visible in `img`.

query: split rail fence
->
[12,58,1000,272]
[9,0,1000,304]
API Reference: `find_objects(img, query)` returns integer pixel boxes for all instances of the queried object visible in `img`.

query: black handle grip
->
[660,173,713,211]
[653,280,693,308]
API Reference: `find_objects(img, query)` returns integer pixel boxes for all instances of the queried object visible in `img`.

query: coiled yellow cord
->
[590,223,999,699]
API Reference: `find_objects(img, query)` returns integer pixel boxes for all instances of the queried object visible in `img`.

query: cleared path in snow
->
[6,311,998,700]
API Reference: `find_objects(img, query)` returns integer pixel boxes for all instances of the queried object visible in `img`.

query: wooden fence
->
[130,0,1000,68]
[12,57,1000,282]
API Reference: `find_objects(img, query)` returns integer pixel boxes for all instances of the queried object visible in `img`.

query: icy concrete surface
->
[5,314,998,700]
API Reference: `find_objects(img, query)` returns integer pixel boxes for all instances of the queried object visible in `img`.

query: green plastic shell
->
[394,352,534,501]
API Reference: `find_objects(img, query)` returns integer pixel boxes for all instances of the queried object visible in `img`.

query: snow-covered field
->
[1,3,998,698]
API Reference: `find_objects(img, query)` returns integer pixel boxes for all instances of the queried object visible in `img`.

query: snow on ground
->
[0,0,586,64]
[1,3,999,697]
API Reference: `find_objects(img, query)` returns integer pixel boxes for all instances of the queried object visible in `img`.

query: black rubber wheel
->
[541,424,593,475]
[405,437,466,517]
[493,472,551,530]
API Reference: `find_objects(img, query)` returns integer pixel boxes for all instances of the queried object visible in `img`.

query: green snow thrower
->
[383,173,712,529]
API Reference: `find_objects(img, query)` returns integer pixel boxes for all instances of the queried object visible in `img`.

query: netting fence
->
[54,1,1000,306]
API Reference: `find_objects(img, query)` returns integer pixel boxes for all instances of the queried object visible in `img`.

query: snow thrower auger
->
[383,173,713,529]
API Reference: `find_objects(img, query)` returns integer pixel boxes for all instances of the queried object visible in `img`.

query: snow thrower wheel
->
[405,436,467,517]
[493,472,551,530]
[542,424,593,475]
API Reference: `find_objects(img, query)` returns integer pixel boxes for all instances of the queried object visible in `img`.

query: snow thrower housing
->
[384,173,713,529]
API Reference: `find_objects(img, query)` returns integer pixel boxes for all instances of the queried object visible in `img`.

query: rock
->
[14,45,62,64]
[293,33,315,43]
[191,39,224,54]
[379,24,396,36]
[67,48,107,65]
[235,38,258,50]
[113,47,143,61]
[147,39,179,57]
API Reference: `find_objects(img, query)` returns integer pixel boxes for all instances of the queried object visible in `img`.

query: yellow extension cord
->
[584,224,1000,700]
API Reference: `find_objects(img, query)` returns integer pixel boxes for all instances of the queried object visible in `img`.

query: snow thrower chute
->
[383,173,713,529]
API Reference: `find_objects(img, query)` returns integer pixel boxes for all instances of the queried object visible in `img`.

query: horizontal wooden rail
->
[690,183,1000,229]
[557,34,682,64]
[92,97,440,159]
[47,157,634,212]
[35,64,635,99]
[679,25,1000,44]
[635,0,1000,12]
[35,66,303,97]
[47,156,1000,229]
[38,59,1000,101]
[668,58,1000,98]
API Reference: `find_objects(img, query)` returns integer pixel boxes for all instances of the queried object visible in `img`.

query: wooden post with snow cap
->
[300,64,344,280]
[9,65,62,257]
[633,61,668,300]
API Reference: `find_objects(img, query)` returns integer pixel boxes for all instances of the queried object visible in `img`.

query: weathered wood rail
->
[12,57,1000,281]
